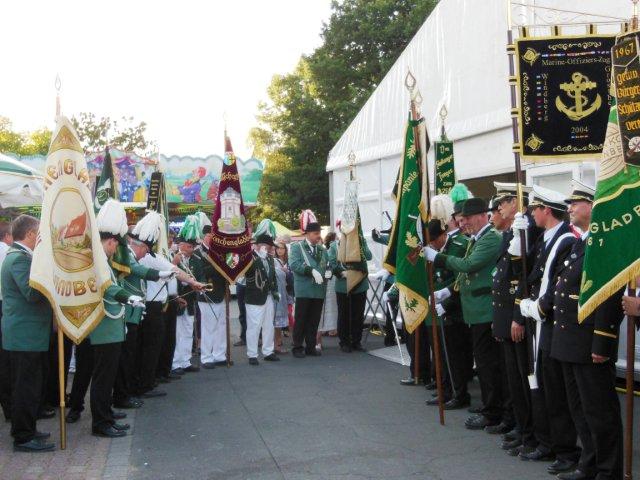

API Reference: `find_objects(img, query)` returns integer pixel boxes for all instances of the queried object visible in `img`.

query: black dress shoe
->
[557,469,594,480]
[214,360,232,366]
[351,344,366,352]
[467,405,484,414]
[485,421,514,435]
[249,358,259,366]
[426,396,450,406]
[264,353,280,362]
[507,445,524,457]
[306,349,321,356]
[156,376,170,384]
[502,428,520,442]
[92,425,127,438]
[34,431,50,440]
[501,437,522,450]
[340,344,353,353]
[14,438,55,452]
[519,447,554,461]
[37,407,56,419]
[140,389,167,398]
[400,377,420,385]
[66,409,81,424]
[424,380,437,390]
[465,415,499,430]
[292,350,305,358]
[202,362,216,369]
[167,373,182,380]
[444,396,471,410]
[548,459,577,475]
[111,410,127,420]
[171,368,185,375]
[113,399,142,409]
[183,365,200,373]
[112,422,130,431]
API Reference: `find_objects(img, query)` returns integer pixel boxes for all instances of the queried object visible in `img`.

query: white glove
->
[340,271,347,278]
[435,303,445,317]
[324,270,333,279]
[381,291,389,304]
[375,269,390,281]
[433,288,451,304]
[512,212,529,232]
[508,235,522,256]
[519,298,543,322]
[158,270,175,279]
[311,269,323,285]
[423,246,438,262]
[127,295,145,308]
[509,213,529,256]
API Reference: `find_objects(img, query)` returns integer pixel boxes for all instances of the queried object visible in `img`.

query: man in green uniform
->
[1,215,55,452]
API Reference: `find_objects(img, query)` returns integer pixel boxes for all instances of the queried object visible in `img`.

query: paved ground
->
[1,305,639,479]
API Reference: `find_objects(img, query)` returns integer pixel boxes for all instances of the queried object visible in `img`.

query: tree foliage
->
[250,0,438,229]
[0,117,52,156]
[71,112,156,155]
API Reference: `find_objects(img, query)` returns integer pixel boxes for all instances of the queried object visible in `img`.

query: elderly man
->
[424,198,504,430]
[2,215,54,451]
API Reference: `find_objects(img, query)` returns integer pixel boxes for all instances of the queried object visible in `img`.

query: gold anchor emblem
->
[555,72,602,121]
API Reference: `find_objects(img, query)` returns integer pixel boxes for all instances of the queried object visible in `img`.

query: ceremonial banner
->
[30,116,113,343]
[515,34,615,161]
[338,179,366,293]
[578,99,640,321]
[207,133,253,283]
[383,115,430,333]
[147,171,170,258]
[434,138,455,195]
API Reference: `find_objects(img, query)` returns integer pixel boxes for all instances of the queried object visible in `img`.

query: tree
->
[251,0,438,228]
[71,112,156,155]
[0,116,51,156]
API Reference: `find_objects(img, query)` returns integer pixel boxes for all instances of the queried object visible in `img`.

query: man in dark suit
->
[1,215,55,452]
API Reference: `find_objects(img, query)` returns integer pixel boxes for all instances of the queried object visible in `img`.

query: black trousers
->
[503,339,537,446]
[0,308,13,420]
[429,321,471,399]
[236,284,247,341]
[157,298,177,379]
[405,321,430,382]
[136,302,165,394]
[562,361,622,479]
[90,342,121,430]
[113,323,138,404]
[498,342,515,426]
[293,297,324,352]
[470,323,503,421]
[336,291,367,347]
[44,332,72,408]
[68,338,93,412]
[9,351,45,444]
[540,349,579,461]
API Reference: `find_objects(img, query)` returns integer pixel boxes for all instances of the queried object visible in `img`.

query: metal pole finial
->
[405,70,417,91]
[55,74,62,117]
[439,104,448,122]
[633,0,640,29]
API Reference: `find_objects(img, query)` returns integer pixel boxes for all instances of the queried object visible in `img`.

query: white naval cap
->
[564,179,595,204]
[529,185,567,212]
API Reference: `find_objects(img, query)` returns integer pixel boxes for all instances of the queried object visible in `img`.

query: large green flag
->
[578,101,640,321]
[383,116,430,333]
[95,147,131,274]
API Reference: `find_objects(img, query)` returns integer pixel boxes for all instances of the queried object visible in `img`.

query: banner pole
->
[225,283,232,367]
[624,279,636,480]
[57,327,67,450]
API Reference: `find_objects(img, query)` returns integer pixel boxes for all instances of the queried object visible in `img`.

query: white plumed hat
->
[96,199,128,239]
[131,210,164,247]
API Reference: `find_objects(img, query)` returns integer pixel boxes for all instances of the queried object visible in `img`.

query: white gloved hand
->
[508,235,522,257]
[311,269,324,285]
[158,270,175,279]
[324,270,333,280]
[435,303,445,317]
[127,295,145,308]
[519,298,543,322]
[509,213,529,256]
[340,271,347,278]
[381,291,389,304]
[433,288,451,303]
[423,246,438,262]
[512,212,529,232]
[375,269,390,281]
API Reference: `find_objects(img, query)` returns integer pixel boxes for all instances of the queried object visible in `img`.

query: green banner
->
[579,100,640,321]
[434,139,455,195]
[383,116,430,333]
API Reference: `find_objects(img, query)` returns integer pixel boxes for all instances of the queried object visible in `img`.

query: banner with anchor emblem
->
[515,34,615,162]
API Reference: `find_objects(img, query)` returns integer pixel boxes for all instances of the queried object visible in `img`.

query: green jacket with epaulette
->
[433,225,502,325]
[1,243,52,352]
[289,240,328,299]
[244,252,278,305]
[121,248,160,325]
[327,239,372,295]
[193,245,226,303]
[426,232,468,326]
[177,252,203,315]
[89,265,132,345]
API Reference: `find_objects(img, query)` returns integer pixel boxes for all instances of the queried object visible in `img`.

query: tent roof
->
[326,0,628,175]
[0,153,43,178]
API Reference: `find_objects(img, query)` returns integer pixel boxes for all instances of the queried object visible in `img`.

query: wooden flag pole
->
[225,283,232,367]
[406,71,445,425]
[57,327,67,450]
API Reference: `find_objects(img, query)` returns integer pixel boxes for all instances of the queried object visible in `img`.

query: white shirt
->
[543,222,563,247]
[140,253,175,302]
[473,223,492,241]
[14,241,32,255]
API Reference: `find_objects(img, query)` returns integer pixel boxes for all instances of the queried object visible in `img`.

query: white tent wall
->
[326,0,630,271]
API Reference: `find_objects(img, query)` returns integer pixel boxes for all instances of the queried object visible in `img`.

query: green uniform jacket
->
[289,240,328,299]
[244,252,278,305]
[1,244,52,351]
[426,232,468,326]
[327,239,372,295]
[122,248,160,325]
[193,246,226,304]
[177,253,203,316]
[89,266,131,345]
[433,225,501,325]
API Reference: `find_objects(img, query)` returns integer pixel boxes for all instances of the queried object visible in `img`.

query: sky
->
[0,0,333,159]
